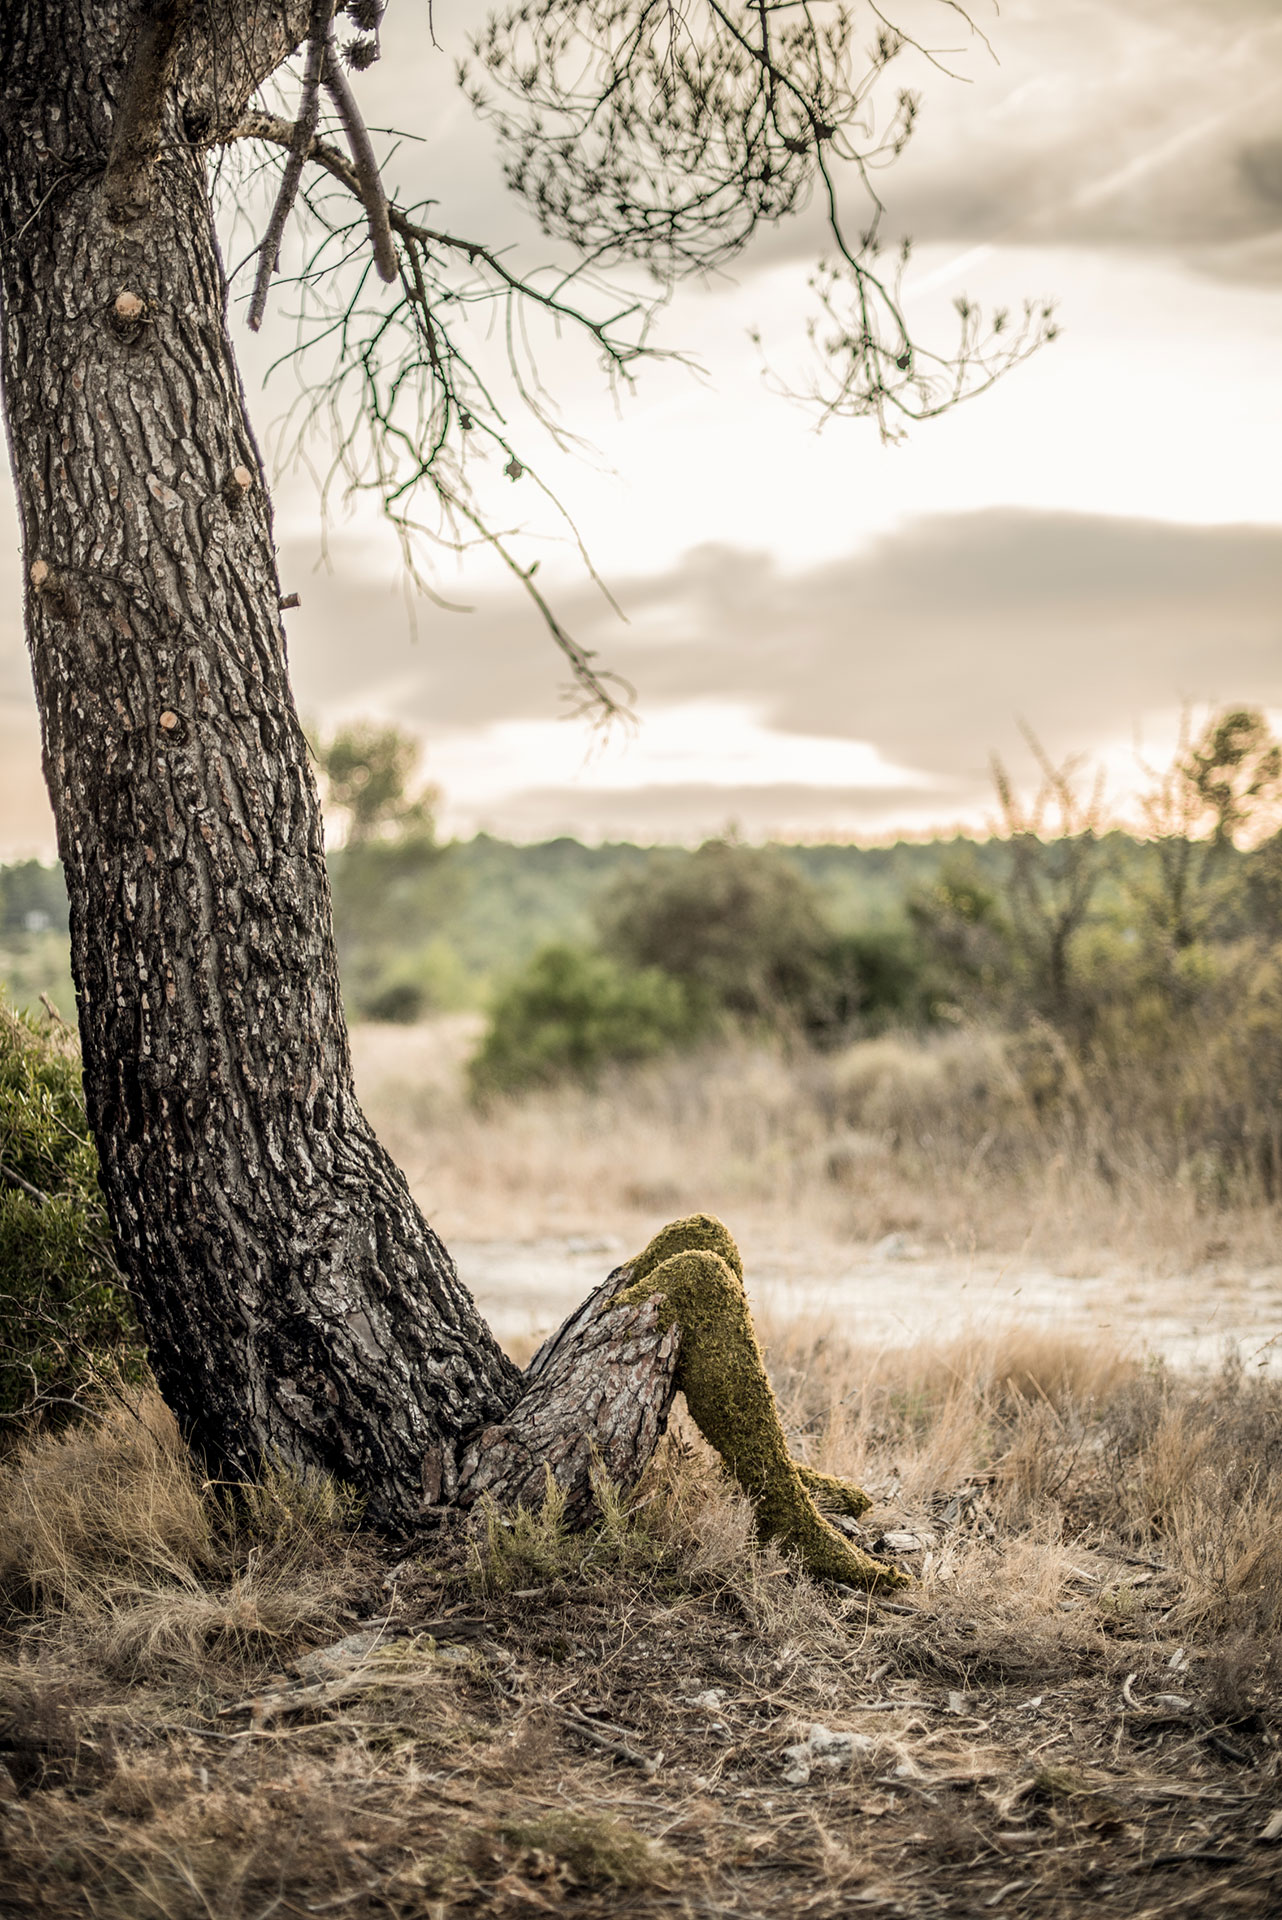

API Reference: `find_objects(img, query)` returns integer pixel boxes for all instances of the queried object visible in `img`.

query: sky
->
[2,0,1281,854]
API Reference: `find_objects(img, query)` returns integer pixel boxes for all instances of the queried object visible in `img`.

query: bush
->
[469,944,697,1098]
[598,839,832,1025]
[799,925,936,1046]
[0,997,146,1423]
[345,936,472,1024]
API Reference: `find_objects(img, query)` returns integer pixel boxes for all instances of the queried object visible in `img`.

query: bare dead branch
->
[321,32,398,284]
[227,109,659,368]
[248,0,335,331]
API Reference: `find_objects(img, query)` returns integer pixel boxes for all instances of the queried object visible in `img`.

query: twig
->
[152,1721,252,1743]
[1139,1850,1244,1870]
[0,1159,49,1206]
[555,1705,657,1774]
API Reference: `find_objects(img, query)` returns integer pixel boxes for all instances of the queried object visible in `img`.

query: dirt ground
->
[2,1027,1280,1916]
[450,1229,1282,1378]
[3,1420,1281,1920]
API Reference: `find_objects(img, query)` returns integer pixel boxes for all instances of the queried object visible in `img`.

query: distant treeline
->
[0,828,1167,1020]
[5,707,1281,1047]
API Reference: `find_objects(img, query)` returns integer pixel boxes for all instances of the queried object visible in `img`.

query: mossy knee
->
[614,1247,745,1334]
[625,1213,743,1290]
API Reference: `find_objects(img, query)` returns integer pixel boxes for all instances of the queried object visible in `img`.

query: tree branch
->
[226,110,653,366]
[179,0,315,140]
[103,0,195,222]
[321,32,398,284]
[248,0,334,331]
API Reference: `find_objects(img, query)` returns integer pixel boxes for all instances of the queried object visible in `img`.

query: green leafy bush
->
[799,925,936,1045]
[469,943,697,1098]
[0,997,146,1423]
[599,839,832,1024]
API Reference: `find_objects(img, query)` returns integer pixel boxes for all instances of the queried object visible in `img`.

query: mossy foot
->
[795,1464,873,1520]
[781,1505,910,1591]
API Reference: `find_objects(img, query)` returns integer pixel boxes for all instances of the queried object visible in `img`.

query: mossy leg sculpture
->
[615,1215,907,1591]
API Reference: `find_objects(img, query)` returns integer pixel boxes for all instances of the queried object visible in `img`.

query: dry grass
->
[0,1393,365,1690]
[3,1323,1280,1918]
[355,1020,1282,1272]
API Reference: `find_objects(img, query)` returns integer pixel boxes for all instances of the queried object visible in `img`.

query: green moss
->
[616,1215,905,1591]
[625,1210,744,1287]
[795,1463,872,1519]
[0,996,147,1422]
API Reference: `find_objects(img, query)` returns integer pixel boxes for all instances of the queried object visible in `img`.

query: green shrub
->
[0,997,146,1423]
[799,924,936,1045]
[598,839,832,1024]
[345,936,472,1023]
[469,943,697,1098]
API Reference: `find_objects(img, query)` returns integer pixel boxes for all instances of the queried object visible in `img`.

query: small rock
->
[1257,1809,1282,1843]
[808,1723,875,1758]
[879,1530,935,1555]
[1152,1693,1193,1712]
[293,1628,388,1679]
[782,1723,877,1781]
[435,1643,474,1665]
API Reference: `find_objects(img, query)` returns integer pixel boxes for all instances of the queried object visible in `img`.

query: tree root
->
[615,1214,907,1592]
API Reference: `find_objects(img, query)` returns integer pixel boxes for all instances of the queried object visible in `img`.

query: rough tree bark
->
[0,2,896,1588]
[0,0,529,1523]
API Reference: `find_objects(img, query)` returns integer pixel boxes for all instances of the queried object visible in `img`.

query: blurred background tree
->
[8,707,1282,1201]
[314,723,466,1022]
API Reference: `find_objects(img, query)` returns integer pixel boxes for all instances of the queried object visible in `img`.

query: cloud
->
[279,506,1281,731]
[744,0,1282,286]
[454,781,982,845]
[4,501,1281,854]
[258,508,1282,842]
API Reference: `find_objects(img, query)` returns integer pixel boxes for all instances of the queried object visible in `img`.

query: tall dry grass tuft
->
[355,1018,1281,1268]
[0,1391,210,1618]
[1116,1358,1282,1635]
[749,1316,1282,1662]
[0,1391,360,1682]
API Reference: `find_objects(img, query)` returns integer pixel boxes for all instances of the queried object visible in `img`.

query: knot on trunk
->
[29,560,81,625]
[107,289,149,343]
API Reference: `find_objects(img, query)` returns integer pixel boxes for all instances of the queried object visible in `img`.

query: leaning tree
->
[0,1,1049,1585]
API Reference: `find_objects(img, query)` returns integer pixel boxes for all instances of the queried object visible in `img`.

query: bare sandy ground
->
[350,1021,1282,1374]
[451,1230,1282,1373]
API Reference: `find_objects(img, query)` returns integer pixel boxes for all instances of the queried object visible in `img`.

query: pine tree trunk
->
[0,0,532,1523]
[0,13,889,1590]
